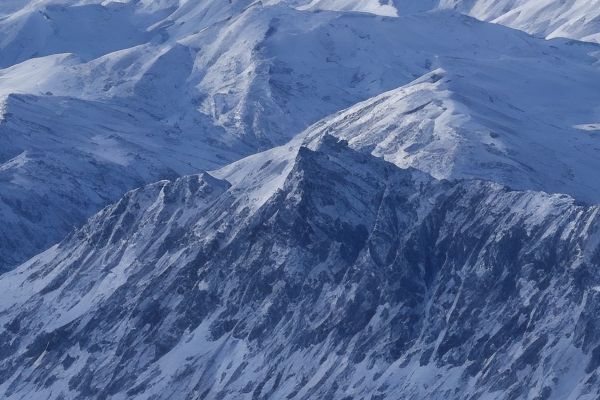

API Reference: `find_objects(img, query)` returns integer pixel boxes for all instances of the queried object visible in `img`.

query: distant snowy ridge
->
[303,66,600,204]
[438,0,600,44]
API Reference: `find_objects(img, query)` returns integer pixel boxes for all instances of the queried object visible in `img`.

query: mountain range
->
[1,0,600,399]
[2,0,600,270]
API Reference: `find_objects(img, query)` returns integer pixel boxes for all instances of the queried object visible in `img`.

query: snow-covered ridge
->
[302,65,600,203]
[438,0,600,44]
[0,135,599,399]
[297,0,398,16]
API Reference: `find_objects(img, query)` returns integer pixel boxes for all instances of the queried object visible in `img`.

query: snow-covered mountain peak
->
[1,0,600,398]
[1,132,600,399]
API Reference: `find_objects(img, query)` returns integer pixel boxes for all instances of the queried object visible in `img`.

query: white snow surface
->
[438,0,600,44]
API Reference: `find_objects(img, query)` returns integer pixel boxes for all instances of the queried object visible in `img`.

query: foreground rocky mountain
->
[2,0,600,271]
[0,135,599,399]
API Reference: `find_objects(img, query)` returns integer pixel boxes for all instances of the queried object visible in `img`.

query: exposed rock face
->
[1,136,598,399]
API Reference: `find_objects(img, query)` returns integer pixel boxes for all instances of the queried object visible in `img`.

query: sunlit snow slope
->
[438,0,600,44]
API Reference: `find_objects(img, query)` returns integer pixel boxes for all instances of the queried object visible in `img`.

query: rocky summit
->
[0,135,599,399]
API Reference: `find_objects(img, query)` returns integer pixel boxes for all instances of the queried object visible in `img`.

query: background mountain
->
[437,0,600,44]
[307,0,600,43]
[304,64,600,204]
